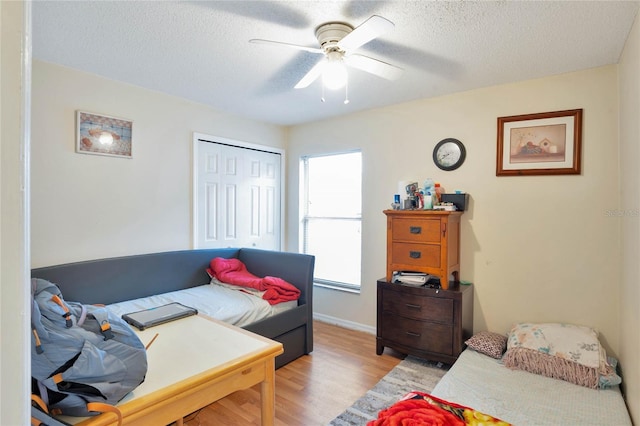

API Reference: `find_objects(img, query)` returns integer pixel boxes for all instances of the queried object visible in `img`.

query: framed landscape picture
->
[76,111,133,158]
[496,109,582,176]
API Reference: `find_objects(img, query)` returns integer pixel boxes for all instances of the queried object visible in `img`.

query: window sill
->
[314,281,361,294]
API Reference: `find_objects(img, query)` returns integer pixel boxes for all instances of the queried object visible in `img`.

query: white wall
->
[1,1,30,424]
[31,61,286,267]
[287,66,623,355]
[618,11,640,424]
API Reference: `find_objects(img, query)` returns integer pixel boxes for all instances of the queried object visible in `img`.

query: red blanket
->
[207,257,300,305]
[368,392,511,426]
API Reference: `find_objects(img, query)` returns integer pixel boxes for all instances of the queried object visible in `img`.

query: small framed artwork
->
[496,109,582,176]
[76,111,133,158]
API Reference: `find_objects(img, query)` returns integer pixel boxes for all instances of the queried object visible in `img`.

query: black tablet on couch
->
[122,302,198,330]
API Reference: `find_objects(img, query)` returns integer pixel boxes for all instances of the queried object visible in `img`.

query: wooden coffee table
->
[60,314,283,426]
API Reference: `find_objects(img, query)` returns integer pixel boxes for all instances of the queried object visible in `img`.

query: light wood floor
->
[182,320,405,426]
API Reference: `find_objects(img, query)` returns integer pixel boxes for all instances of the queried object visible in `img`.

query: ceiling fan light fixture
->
[322,53,347,90]
[252,14,401,95]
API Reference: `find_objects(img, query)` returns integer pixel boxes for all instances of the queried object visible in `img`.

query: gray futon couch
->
[31,248,315,368]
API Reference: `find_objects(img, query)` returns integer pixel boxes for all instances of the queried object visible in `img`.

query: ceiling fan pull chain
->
[321,82,326,103]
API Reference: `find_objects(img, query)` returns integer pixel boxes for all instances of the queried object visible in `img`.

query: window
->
[300,151,362,291]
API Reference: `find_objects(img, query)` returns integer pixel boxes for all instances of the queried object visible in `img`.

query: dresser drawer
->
[382,288,454,323]
[390,242,440,269]
[380,313,453,355]
[391,218,441,243]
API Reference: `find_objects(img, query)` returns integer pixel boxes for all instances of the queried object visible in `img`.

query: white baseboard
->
[313,312,376,335]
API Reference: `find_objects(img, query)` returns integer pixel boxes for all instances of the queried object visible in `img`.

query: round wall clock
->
[433,138,466,171]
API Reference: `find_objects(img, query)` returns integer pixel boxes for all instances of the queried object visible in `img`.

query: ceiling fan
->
[250,15,403,92]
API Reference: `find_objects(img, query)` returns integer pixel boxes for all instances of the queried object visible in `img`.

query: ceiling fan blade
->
[344,54,403,81]
[249,39,324,54]
[337,15,394,52]
[294,59,327,89]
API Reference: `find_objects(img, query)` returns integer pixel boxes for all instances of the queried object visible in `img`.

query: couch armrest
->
[238,248,315,306]
[239,248,315,355]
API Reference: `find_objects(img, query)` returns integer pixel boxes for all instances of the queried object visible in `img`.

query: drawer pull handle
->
[409,251,421,259]
[406,331,421,337]
[405,303,421,310]
[409,226,422,234]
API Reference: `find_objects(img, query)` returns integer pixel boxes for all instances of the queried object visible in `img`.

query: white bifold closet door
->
[194,136,282,250]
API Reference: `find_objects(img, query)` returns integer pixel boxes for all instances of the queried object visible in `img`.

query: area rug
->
[328,356,449,425]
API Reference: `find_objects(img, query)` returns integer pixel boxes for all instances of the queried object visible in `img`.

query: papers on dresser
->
[392,272,432,286]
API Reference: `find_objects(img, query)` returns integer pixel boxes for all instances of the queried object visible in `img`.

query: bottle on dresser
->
[424,192,433,210]
[434,182,444,203]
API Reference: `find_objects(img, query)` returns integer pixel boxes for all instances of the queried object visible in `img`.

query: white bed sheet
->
[431,349,632,425]
[106,281,297,328]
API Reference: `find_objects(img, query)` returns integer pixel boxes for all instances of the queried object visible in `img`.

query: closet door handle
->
[409,226,422,234]
[409,251,421,259]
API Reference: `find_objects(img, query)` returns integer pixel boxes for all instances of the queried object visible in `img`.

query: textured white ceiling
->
[32,1,639,126]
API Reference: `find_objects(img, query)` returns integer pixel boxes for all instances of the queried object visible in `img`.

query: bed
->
[106,278,298,328]
[430,349,631,425]
[369,323,632,425]
[31,248,315,369]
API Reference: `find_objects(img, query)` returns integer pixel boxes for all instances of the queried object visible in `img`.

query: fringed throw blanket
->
[503,323,613,389]
[368,392,511,426]
[207,257,300,305]
[503,347,599,388]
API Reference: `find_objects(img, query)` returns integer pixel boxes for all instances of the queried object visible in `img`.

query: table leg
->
[260,359,276,426]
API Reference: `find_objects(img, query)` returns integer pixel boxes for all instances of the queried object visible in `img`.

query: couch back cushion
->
[31,249,240,305]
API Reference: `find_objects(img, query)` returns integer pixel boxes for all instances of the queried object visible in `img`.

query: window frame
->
[300,150,362,292]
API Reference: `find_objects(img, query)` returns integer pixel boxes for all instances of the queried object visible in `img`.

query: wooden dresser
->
[376,280,473,364]
[379,209,471,363]
[384,210,462,290]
